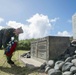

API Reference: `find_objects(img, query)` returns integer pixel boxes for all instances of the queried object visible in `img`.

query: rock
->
[47,60,54,68]
[74,73,76,75]
[26,53,31,58]
[71,59,76,66]
[20,53,27,57]
[70,66,76,74]
[54,61,64,70]
[48,69,62,75]
[62,71,73,75]
[40,62,47,70]
[62,62,74,72]
[64,54,70,59]
[20,51,31,58]
[65,57,73,62]
[65,46,76,57]
[72,55,76,59]
[45,66,51,73]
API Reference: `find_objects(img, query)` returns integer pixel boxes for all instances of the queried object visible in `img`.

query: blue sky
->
[0,0,76,40]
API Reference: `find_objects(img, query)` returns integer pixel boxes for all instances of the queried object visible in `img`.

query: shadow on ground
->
[0,64,28,75]
[0,64,46,75]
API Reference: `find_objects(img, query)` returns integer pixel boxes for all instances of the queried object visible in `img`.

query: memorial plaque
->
[38,52,46,59]
[37,41,47,59]
[31,42,37,57]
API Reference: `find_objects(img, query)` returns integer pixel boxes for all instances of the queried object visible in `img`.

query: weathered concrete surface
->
[20,57,43,69]
[31,36,70,62]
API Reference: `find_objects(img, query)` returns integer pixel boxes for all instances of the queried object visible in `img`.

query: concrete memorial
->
[31,36,70,62]
[72,13,76,39]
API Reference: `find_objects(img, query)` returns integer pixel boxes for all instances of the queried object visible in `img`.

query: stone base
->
[20,57,43,69]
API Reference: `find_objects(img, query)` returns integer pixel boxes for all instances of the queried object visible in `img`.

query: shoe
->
[7,60,14,64]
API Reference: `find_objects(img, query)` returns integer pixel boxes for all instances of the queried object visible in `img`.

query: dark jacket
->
[0,28,16,48]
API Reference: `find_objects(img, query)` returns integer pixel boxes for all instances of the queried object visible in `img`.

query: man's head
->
[14,27,23,35]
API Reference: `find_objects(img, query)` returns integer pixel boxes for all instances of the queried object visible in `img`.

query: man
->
[0,27,23,64]
[55,40,76,61]
[64,40,76,57]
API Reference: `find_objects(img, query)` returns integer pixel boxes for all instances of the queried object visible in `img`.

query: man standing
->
[0,27,23,65]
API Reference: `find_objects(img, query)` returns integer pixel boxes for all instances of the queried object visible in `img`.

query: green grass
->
[0,50,46,75]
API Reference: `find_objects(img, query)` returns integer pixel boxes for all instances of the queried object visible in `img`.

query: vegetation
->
[17,38,35,50]
[0,50,46,75]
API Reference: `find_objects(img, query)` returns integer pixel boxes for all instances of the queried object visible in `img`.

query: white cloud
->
[7,13,52,40]
[0,26,4,30]
[57,31,71,36]
[0,18,4,23]
[50,17,59,22]
[6,21,24,29]
[0,14,71,40]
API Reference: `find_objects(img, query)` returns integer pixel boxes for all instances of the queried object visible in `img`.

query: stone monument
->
[31,36,70,62]
[72,13,76,39]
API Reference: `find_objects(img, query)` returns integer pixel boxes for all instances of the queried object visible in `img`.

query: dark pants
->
[6,55,12,62]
